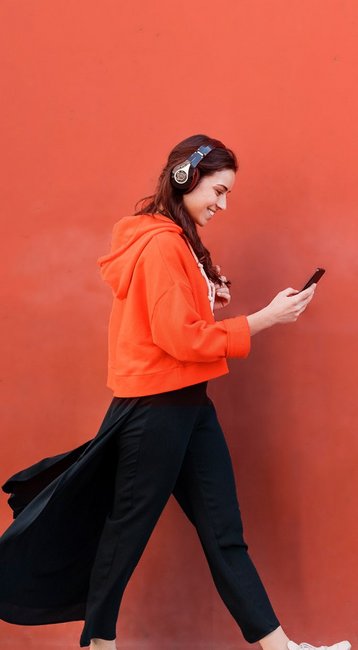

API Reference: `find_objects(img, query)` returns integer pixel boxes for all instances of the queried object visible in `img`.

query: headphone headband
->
[187,144,214,169]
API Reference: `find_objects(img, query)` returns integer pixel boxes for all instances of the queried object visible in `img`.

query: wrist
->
[247,306,275,335]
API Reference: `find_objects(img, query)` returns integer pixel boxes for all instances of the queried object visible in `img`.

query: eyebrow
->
[216,184,231,193]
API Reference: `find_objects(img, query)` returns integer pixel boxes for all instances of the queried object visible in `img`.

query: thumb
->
[283,287,299,297]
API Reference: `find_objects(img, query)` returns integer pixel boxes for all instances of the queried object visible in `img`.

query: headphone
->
[170,144,215,193]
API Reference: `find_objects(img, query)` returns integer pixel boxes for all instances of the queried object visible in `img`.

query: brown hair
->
[134,134,238,288]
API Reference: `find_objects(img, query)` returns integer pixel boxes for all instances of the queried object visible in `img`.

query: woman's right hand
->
[265,284,316,325]
[246,284,316,335]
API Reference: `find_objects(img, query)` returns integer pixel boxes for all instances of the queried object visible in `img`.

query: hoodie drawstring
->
[185,240,216,315]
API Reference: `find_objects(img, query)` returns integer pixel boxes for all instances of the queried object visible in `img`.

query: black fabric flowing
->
[0,396,140,626]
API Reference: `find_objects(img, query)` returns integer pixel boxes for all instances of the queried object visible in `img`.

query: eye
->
[214,188,223,196]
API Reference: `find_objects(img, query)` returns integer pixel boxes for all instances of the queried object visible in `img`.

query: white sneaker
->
[288,640,351,650]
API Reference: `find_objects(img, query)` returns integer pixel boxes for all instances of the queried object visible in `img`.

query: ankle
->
[90,639,116,650]
[258,626,290,650]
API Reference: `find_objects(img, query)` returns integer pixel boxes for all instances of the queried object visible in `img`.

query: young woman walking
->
[0,134,350,650]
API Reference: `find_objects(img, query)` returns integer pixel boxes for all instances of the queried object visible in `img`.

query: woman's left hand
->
[214,265,231,310]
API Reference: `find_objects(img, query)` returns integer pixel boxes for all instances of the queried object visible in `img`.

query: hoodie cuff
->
[221,315,251,359]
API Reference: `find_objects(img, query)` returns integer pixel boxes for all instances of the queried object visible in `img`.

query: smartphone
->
[298,267,326,292]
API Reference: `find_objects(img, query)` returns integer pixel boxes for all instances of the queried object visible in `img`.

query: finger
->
[293,288,316,306]
[216,296,230,306]
[215,265,221,272]
[217,291,230,298]
[299,290,315,307]
[296,293,314,311]
[295,300,309,312]
[298,306,308,316]
[299,285,316,299]
[284,287,299,296]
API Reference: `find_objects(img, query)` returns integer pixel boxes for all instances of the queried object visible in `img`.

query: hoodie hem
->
[108,361,229,397]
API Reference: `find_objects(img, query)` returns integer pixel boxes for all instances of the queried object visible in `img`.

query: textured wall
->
[1,0,357,647]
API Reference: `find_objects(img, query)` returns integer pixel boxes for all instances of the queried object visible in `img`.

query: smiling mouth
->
[207,209,215,217]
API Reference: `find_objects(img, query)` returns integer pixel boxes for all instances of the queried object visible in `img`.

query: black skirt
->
[0,395,142,627]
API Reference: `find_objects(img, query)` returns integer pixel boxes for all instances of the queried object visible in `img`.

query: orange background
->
[1,1,357,648]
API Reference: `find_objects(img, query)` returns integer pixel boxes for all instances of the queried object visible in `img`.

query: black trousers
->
[79,381,280,647]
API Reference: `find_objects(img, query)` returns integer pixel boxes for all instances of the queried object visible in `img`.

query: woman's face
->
[182,168,236,227]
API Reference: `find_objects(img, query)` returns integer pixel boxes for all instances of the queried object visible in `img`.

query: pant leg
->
[79,382,208,647]
[172,394,280,643]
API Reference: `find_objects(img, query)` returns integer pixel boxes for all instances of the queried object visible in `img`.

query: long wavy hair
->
[134,134,238,288]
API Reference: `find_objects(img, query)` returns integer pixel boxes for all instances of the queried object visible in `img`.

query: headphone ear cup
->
[171,163,191,191]
[171,143,214,192]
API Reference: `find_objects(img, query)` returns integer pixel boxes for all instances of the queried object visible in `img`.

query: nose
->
[216,193,227,210]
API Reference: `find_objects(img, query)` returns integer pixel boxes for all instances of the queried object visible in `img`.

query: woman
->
[0,134,350,650]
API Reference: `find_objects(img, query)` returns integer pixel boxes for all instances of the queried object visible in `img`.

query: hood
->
[97,213,183,299]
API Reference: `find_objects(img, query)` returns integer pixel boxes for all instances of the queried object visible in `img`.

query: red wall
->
[1,1,357,647]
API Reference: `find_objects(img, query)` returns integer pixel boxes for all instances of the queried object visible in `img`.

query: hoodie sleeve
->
[150,281,251,362]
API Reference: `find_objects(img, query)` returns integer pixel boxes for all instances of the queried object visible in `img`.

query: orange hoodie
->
[97,213,251,397]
